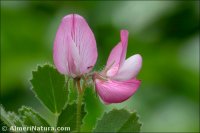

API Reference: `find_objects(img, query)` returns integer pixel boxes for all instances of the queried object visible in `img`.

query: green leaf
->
[82,87,103,131]
[7,112,24,127]
[18,106,50,127]
[57,103,86,132]
[0,105,24,127]
[93,109,141,132]
[30,64,68,114]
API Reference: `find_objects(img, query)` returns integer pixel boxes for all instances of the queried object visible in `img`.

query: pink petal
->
[106,42,122,70]
[119,30,129,66]
[106,66,119,77]
[53,14,97,76]
[95,78,141,104]
[106,30,129,76]
[67,36,81,77]
[53,19,70,75]
[113,54,142,81]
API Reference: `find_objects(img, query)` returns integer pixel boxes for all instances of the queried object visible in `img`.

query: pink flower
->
[53,14,97,78]
[94,30,142,104]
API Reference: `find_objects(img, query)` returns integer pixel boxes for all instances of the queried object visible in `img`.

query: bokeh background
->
[1,1,199,132]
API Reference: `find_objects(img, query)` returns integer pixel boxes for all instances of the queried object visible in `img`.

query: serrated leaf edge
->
[18,106,50,126]
[93,108,142,132]
[29,64,68,115]
[0,105,25,127]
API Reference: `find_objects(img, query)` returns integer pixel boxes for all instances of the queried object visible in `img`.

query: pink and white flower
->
[94,30,142,104]
[53,14,97,78]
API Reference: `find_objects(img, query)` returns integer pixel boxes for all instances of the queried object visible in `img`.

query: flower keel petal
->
[95,78,141,104]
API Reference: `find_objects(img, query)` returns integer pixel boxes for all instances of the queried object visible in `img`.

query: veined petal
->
[119,30,129,66]
[106,30,129,76]
[114,54,142,81]
[53,14,97,76]
[53,19,70,75]
[67,36,81,76]
[106,42,122,70]
[65,14,98,74]
[95,78,141,104]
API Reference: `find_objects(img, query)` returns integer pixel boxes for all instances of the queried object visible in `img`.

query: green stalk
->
[76,79,85,132]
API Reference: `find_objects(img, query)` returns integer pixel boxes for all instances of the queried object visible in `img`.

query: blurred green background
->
[1,1,199,132]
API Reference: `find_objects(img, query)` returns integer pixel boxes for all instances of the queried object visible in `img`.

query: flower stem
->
[76,79,84,132]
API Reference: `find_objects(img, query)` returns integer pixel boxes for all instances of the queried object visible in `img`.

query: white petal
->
[113,54,142,81]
